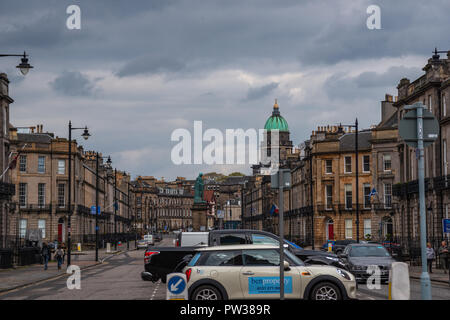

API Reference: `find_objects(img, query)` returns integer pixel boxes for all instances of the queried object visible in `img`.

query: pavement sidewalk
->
[0,242,137,293]
[408,265,450,284]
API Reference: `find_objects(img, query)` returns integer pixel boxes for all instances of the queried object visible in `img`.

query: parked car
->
[331,240,358,255]
[339,243,395,283]
[136,239,149,250]
[142,229,344,283]
[183,244,356,300]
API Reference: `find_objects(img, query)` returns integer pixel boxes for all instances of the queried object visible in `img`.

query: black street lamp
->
[0,51,33,75]
[67,121,90,266]
[339,119,359,241]
[94,154,111,262]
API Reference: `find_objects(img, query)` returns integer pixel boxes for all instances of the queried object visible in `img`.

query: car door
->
[239,249,302,299]
[195,250,244,299]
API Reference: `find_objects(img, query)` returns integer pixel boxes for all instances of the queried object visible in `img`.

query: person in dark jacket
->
[438,241,449,274]
[41,242,50,270]
[54,245,64,270]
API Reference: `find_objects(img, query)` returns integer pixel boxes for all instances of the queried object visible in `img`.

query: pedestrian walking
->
[426,242,435,273]
[41,242,50,270]
[61,243,66,263]
[54,245,64,270]
[438,240,449,274]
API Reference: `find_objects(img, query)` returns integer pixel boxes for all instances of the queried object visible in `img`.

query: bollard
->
[77,243,81,252]
[106,243,111,253]
[389,262,410,300]
[328,242,333,252]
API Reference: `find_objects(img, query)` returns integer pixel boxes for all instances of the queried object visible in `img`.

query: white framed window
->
[19,219,27,238]
[363,155,370,173]
[58,160,65,175]
[443,93,447,117]
[19,183,27,208]
[345,219,353,239]
[38,183,45,207]
[344,156,352,173]
[363,184,371,209]
[38,156,45,174]
[325,159,332,174]
[345,184,352,209]
[19,155,27,173]
[428,95,432,112]
[384,183,392,208]
[325,185,332,210]
[38,219,46,238]
[58,183,65,208]
[363,219,372,238]
[383,154,392,171]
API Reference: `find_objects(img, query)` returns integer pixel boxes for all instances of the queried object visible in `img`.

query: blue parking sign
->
[443,219,450,233]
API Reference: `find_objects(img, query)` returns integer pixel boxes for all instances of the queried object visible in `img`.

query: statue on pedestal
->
[194,173,206,204]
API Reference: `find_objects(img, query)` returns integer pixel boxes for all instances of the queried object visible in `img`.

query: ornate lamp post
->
[67,121,90,266]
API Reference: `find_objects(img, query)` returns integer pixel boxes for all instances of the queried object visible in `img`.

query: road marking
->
[150,281,161,300]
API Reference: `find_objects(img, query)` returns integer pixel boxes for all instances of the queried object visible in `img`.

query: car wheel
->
[192,285,222,300]
[311,282,342,301]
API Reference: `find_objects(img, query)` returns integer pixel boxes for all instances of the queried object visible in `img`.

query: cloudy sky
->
[1,0,449,180]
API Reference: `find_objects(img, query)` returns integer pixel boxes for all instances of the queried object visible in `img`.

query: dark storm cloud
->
[244,82,279,101]
[117,56,186,77]
[324,66,423,100]
[50,71,98,96]
[3,0,450,179]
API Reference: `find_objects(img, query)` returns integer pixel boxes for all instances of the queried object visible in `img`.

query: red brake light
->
[144,251,160,263]
[145,251,160,257]
[185,268,192,282]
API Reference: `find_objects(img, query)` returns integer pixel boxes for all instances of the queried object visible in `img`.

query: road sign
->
[398,105,439,148]
[217,210,224,219]
[90,206,101,215]
[166,273,188,300]
[443,219,450,234]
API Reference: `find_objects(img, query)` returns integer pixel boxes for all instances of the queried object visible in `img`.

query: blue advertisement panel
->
[248,276,293,294]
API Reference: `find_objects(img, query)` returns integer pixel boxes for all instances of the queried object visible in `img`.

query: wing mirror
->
[283,260,290,271]
[338,253,347,258]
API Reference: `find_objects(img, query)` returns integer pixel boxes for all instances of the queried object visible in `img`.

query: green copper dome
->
[264,100,289,132]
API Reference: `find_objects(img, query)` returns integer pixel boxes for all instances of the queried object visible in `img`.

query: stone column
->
[191,203,208,231]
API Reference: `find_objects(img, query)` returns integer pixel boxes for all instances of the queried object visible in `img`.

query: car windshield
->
[284,249,304,266]
[349,246,390,257]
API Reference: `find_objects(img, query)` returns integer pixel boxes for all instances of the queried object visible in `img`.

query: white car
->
[182,244,357,300]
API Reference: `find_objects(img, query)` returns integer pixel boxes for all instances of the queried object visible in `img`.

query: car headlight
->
[325,256,339,261]
[336,268,351,280]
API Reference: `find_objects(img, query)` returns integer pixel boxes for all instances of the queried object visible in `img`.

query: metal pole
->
[67,121,72,266]
[417,106,432,300]
[279,173,285,300]
[309,147,314,249]
[95,153,99,261]
[127,182,130,250]
[355,118,360,242]
[114,168,117,250]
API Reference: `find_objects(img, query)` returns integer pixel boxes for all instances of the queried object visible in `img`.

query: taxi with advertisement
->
[182,244,356,300]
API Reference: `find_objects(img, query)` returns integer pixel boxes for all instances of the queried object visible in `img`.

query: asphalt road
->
[0,238,172,300]
[1,235,448,300]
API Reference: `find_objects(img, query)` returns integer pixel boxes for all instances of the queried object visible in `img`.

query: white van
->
[143,234,154,246]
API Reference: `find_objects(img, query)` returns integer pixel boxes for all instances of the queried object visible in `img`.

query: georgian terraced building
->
[6,127,134,247]
[391,50,450,248]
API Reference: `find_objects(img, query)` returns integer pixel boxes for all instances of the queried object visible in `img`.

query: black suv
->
[332,240,358,255]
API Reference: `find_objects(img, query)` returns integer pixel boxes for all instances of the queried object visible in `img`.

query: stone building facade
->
[392,50,450,249]
[6,128,134,248]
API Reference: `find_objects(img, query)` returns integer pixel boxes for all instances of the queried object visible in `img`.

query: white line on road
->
[150,281,161,300]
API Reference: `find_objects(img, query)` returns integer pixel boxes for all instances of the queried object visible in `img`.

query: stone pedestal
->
[191,202,208,231]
